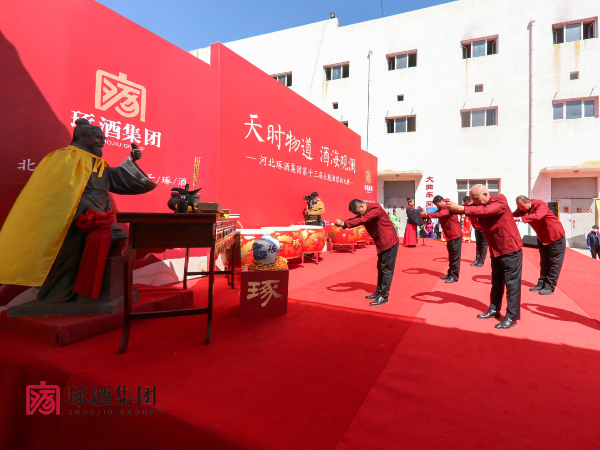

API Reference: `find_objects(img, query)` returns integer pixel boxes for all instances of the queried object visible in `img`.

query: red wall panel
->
[0,0,218,225]
[212,44,377,228]
[0,0,377,232]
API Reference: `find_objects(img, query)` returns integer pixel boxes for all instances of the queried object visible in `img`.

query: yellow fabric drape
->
[0,145,110,286]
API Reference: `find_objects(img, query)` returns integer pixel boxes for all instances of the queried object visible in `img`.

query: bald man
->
[513,196,566,295]
[447,185,522,329]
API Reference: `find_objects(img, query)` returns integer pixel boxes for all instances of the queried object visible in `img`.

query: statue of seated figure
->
[0,118,156,312]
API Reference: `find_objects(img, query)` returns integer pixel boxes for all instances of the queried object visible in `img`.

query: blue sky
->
[96,0,454,51]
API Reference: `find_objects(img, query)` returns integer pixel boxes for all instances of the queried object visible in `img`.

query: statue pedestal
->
[8,256,139,317]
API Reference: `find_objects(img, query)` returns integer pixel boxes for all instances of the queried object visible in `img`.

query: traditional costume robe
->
[0,144,156,302]
[462,215,472,241]
[403,207,421,246]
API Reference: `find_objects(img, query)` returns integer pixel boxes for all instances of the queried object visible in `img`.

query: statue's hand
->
[131,149,142,161]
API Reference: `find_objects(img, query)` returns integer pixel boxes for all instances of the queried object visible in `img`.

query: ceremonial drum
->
[328,226,356,253]
[354,225,370,248]
[297,225,326,252]
[235,229,265,268]
[261,227,304,264]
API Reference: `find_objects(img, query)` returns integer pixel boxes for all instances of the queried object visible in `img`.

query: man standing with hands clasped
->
[334,200,399,306]
[447,185,523,329]
[421,195,463,283]
[587,225,600,259]
[513,196,566,295]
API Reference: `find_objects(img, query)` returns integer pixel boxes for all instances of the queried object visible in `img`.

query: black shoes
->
[477,307,501,319]
[369,296,388,306]
[365,293,379,299]
[529,282,544,291]
[470,261,479,266]
[538,288,554,295]
[445,276,458,283]
[440,275,450,280]
[495,316,517,329]
[475,262,484,267]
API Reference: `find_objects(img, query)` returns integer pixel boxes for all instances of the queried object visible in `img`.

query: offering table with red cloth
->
[116,213,236,354]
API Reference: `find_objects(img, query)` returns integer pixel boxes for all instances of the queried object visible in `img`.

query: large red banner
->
[0,0,376,231]
[212,44,377,228]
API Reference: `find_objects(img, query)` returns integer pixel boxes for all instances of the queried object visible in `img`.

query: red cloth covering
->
[73,210,115,298]
[403,223,418,246]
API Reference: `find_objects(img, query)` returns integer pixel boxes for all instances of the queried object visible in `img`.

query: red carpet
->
[1,240,599,449]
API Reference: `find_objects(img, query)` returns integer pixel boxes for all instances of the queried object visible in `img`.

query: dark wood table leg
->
[119,243,136,354]
[183,247,190,290]
[205,243,216,344]
[231,241,236,290]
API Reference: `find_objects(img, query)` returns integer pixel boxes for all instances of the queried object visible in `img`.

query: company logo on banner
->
[95,71,147,122]
[26,381,60,415]
[365,170,373,192]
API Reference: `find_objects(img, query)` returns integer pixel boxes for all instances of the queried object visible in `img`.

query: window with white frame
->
[324,63,349,81]
[386,116,416,133]
[553,98,597,120]
[387,51,417,70]
[461,108,497,127]
[457,179,500,202]
[553,19,597,44]
[462,36,497,59]
[272,72,292,87]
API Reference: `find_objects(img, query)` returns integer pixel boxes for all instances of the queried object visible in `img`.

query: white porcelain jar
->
[251,234,281,264]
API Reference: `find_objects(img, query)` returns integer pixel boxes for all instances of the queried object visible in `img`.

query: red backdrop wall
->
[0,0,377,231]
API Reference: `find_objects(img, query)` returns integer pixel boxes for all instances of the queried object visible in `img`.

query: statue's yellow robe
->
[0,145,109,286]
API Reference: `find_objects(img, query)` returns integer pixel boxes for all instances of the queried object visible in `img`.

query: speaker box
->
[547,201,559,218]
[522,235,539,248]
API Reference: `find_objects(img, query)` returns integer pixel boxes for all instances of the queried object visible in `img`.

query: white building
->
[191,0,600,247]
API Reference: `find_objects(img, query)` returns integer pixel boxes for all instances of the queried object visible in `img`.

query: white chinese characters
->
[71,110,161,148]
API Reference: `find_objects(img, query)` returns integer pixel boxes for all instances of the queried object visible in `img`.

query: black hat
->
[311,192,318,197]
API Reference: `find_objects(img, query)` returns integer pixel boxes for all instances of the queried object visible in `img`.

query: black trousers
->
[446,237,462,279]
[537,236,566,291]
[375,243,399,299]
[490,250,523,320]
[474,229,488,264]
[591,245,600,259]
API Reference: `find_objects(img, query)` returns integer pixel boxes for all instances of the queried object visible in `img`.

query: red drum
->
[296,225,326,252]
[355,225,370,248]
[261,227,303,262]
[235,229,264,268]
[329,226,356,253]
[292,225,326,265]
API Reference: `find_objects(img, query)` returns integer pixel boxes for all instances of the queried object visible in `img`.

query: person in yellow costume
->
[0,118,156,303]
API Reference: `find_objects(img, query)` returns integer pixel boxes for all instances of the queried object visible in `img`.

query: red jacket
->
[464,194,523,257]
[513,199,565,245]
[344,203,399,253]
[469,213,482,230]
[426,208,462,240]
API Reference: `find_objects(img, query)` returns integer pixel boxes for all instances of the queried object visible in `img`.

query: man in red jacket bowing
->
[334,200,399,306]
[447,185,523,329]
[513,196,566,295]
[421,195,463,283]
[464,196,488,267]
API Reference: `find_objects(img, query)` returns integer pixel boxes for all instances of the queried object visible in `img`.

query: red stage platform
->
[0,285,193,346]
[0,241,599,450]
